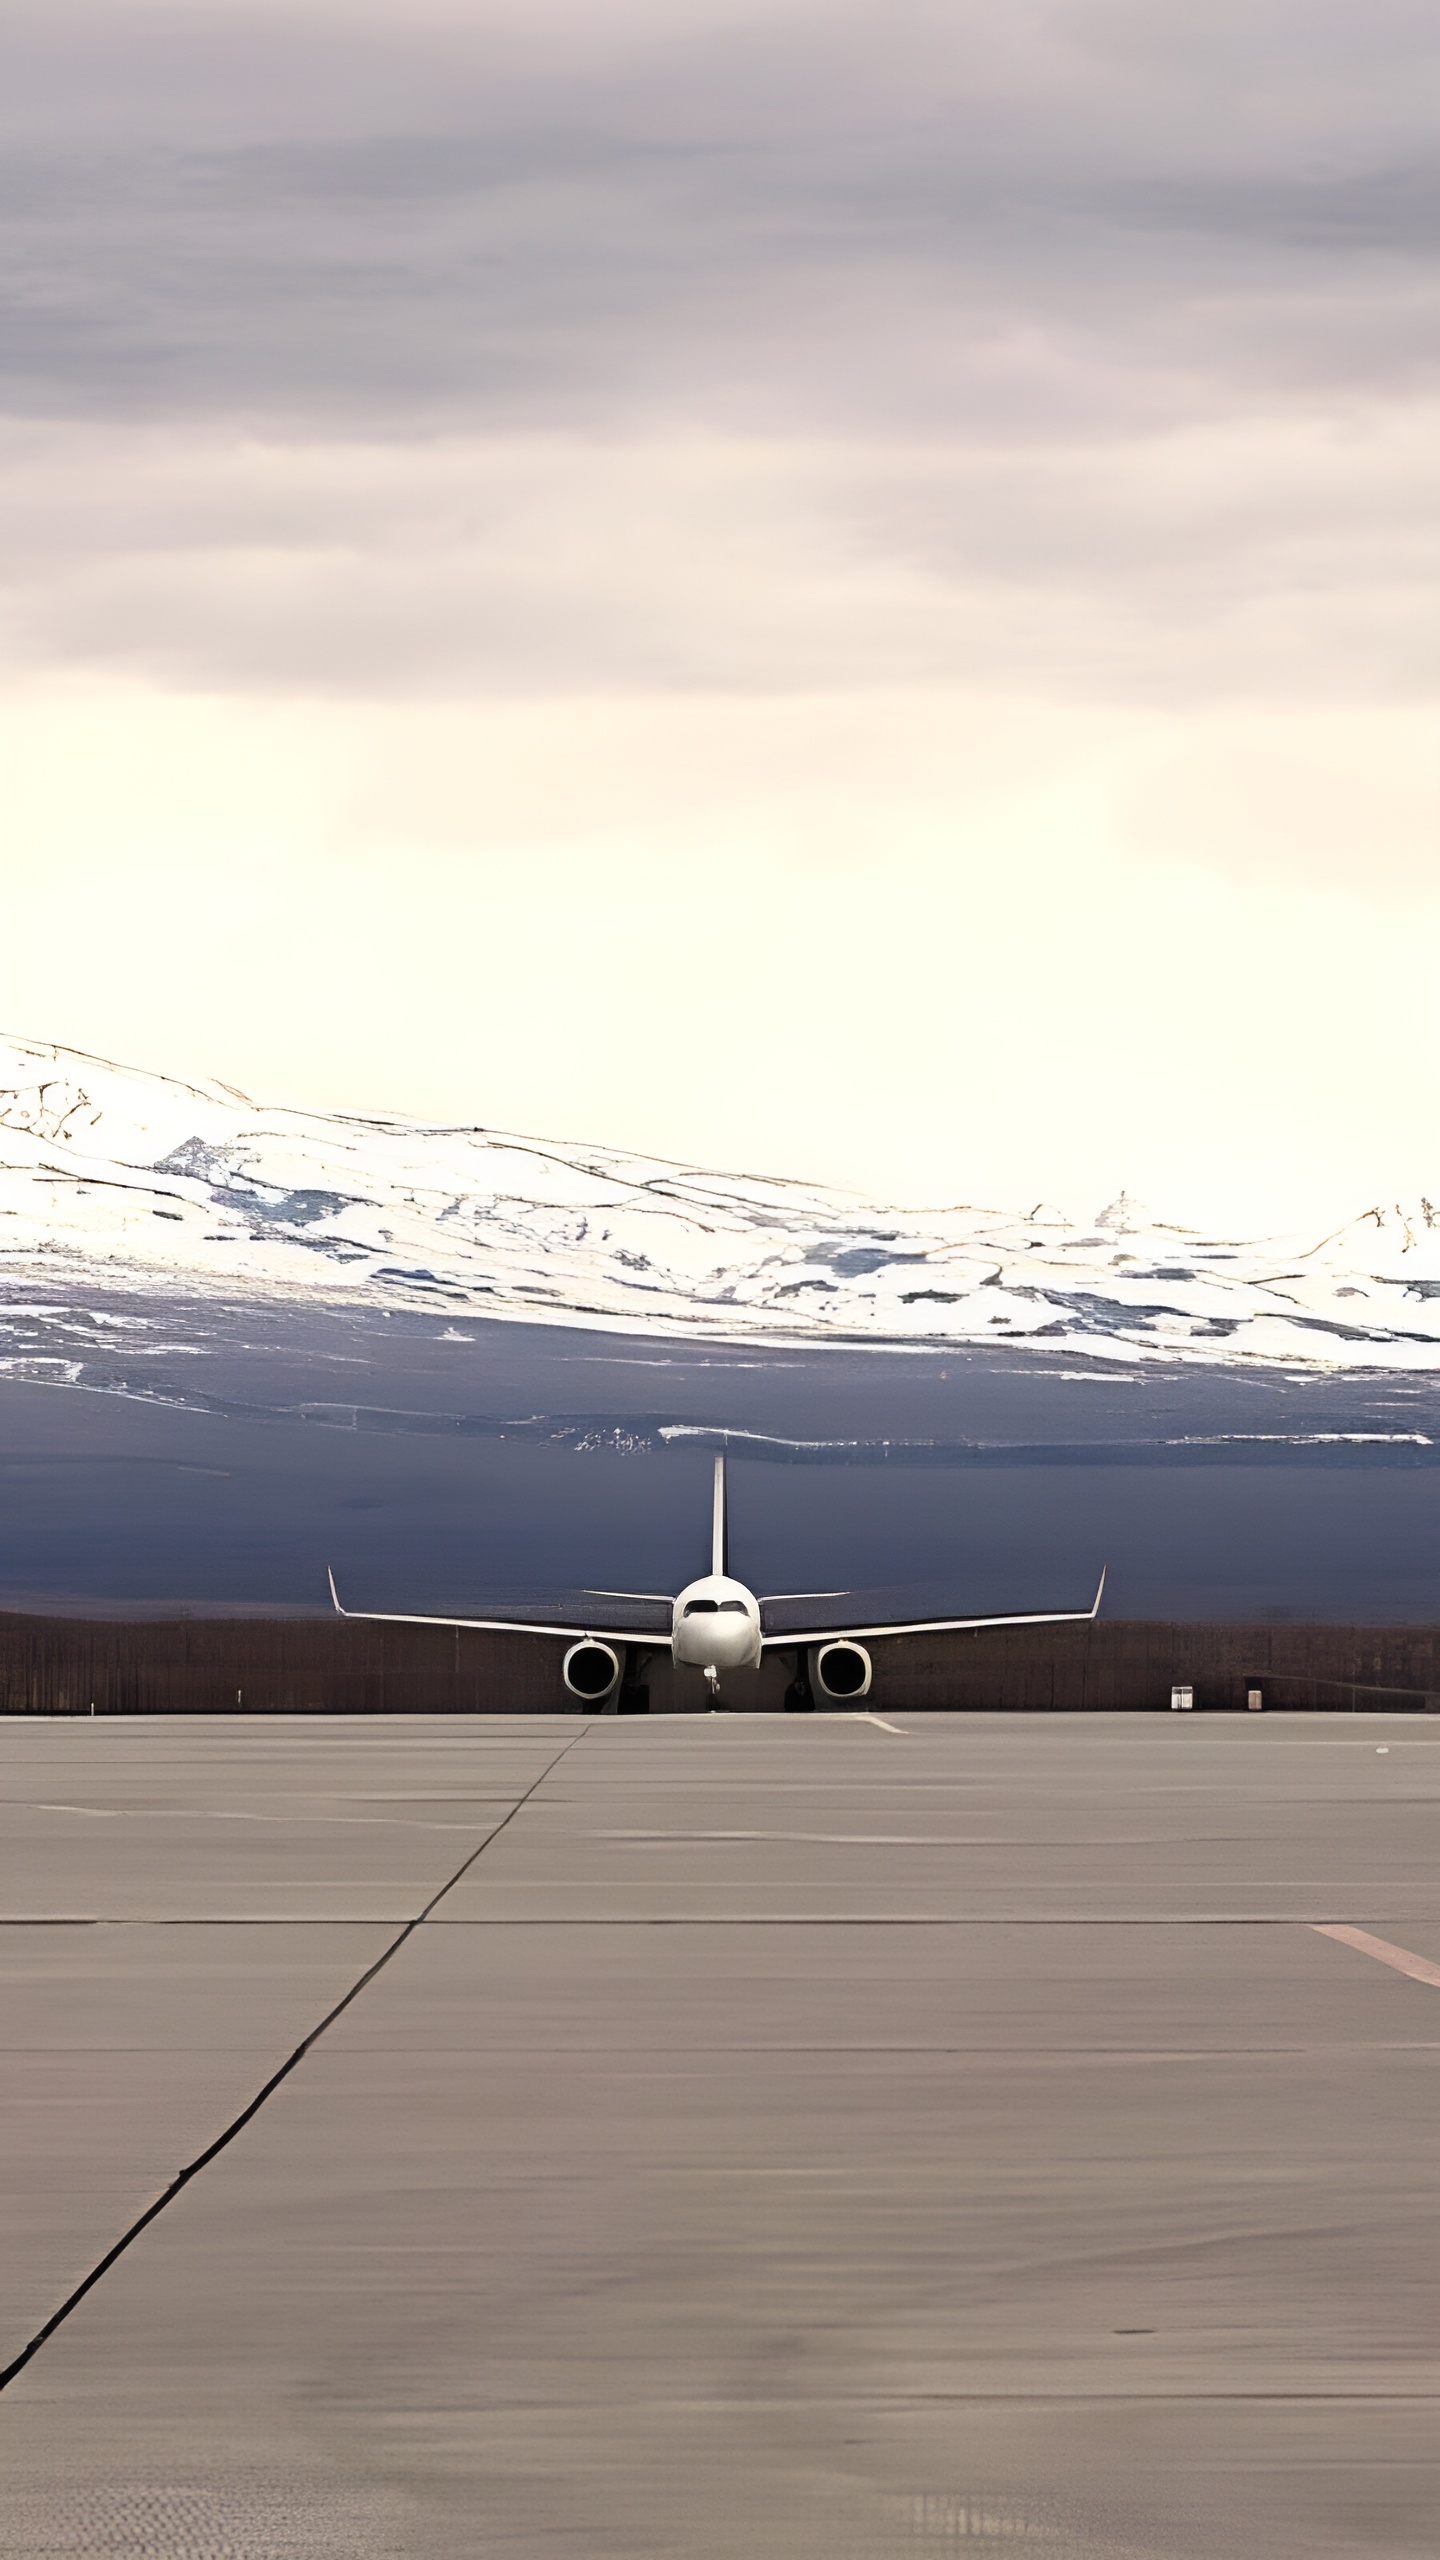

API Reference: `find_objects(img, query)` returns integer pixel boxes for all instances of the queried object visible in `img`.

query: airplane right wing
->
[327,1569,661,1648]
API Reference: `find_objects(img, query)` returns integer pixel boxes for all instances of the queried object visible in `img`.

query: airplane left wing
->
[760,1567,1106,1648]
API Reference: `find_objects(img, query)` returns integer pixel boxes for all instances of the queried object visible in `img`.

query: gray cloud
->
[3,0,1439,432]
[4,411,1435,706]
[1,0,1437,716]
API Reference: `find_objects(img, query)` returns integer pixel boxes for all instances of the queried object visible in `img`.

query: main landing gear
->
[618,1645,651,1715]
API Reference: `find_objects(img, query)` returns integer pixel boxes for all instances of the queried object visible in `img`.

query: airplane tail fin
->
[712,1451,728,1578]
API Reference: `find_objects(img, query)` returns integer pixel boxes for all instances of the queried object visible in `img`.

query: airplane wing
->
[327,1569,660,1648]
[760,1567,1106,1648]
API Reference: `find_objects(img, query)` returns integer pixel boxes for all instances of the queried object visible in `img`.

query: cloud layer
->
[3,0,1438,1220]
[6,0,1439,432]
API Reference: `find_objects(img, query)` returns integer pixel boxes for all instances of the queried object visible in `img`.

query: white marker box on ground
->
[1248,1688,1264,1712]
[1170,1684,1194,1711]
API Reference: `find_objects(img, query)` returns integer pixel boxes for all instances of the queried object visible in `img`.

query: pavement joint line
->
[0,1721,593,2398]
[8,1912,1440,1926]
[1312,1923,1440,1989]
[806,2389,1440,2401]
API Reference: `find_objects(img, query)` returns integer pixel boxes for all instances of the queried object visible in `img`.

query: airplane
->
[327,1452,1106,1711]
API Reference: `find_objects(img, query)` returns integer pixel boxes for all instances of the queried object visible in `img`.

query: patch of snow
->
[3,1032,1440,1370]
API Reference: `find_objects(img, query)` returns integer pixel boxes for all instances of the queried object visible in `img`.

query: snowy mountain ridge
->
[3,1033,1440,1371]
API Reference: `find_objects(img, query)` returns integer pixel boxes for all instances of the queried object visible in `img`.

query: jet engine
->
[812,1639,872,1701]
[562,1639,622,1703]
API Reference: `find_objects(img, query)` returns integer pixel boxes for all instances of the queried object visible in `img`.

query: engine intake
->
[562,1639,622,1702]
[812,1639,872,1701]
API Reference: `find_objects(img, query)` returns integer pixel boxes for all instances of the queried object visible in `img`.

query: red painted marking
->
[1313,1924,1440,1991]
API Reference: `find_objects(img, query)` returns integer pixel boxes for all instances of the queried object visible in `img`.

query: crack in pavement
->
[0,1724,591,2396]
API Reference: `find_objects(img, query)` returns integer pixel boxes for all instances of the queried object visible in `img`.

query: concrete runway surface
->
[2,1712,1439,2559]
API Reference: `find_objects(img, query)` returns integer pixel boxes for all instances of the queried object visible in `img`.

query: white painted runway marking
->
[17,1802,485,1831]
[601,1831,988,1843]
[1313,1924,1440,1991]
[863,1716,907,1733]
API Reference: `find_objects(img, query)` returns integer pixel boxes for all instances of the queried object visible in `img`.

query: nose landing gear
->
[703,1663,721,1702]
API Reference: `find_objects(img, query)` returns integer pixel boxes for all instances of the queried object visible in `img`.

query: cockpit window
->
[718,1600,748,1613]
[683,1598,718,1615]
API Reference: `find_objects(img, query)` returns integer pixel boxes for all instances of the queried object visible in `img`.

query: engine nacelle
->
[812,1639,872,1702]
[562,1639,622,1702]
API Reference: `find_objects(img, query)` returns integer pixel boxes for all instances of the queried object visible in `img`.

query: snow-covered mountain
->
[3,1033,1440,1370]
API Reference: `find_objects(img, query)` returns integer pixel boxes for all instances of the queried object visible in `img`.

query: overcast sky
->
[4,0,1438,1225]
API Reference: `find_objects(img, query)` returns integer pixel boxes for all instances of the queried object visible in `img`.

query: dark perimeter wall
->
[3,1614,1440,1715]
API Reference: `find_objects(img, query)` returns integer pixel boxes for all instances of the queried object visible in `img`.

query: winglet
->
[327,1565,347,1617]
[1091,1565,1107,1619]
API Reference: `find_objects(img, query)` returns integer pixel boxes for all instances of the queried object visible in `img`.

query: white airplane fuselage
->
[671,1573,763,1675]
